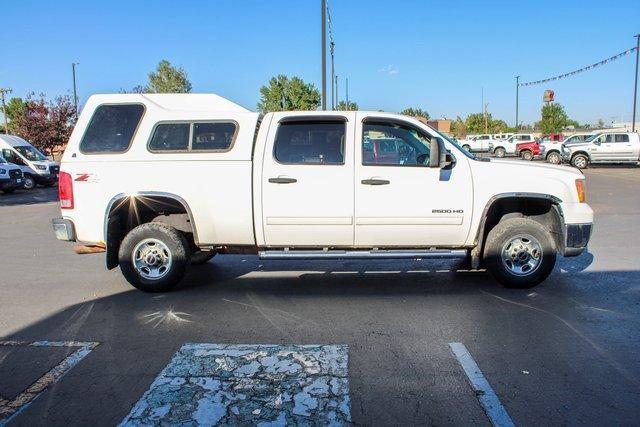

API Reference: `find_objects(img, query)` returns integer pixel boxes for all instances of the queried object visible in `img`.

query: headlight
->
[36,164,47,170]
[575,179,586,203]
[0,168,6,174]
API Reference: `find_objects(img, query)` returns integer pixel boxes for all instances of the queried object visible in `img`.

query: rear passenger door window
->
[80,104,144,153]
[274,121,345,164]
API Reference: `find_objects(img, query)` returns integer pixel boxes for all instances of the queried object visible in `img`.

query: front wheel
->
[483,218,556,288]
[571,154,588,169]
[118,222,190,292]
[546,151,561,164]
[521,150,533,161]
[494,147,506,158]
[23,175,36,190]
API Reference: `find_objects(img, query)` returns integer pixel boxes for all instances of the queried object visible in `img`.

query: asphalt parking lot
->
[1,165,639,426]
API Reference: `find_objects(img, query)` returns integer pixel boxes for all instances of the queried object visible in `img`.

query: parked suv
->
[491,134,537,158]
[562,132,640,169]
[52,93,593,292]
[543,133,593,164]
[0,155,23,194]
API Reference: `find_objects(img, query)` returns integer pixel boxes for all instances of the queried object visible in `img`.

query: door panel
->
[261,115,355,246]
[354,115,473,247]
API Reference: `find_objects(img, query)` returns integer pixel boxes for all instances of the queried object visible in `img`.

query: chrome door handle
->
[361,178,390,185]
[268,176,297,184]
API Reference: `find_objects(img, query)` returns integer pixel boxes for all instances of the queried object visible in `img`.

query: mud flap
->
[106,216,121,270]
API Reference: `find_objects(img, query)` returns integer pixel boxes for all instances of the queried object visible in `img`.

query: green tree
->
[596,119,605,128]
[465,113,486,133]
[539,103,568,134]
[400,107,430,120]
[335,100,358,111]
[146,60,192,93]
[450,116,467,138]
[0,97,27,133]
[257,75,321,113]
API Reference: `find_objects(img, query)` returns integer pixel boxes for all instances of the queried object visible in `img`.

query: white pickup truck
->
[458,134,496,152]
[52,94,593,292]
[561,131,640,169]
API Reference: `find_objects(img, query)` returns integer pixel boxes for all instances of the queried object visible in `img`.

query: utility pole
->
[335,75,339,109]
[346,78,349,111]
[515,76,520,132]
[481,87,483,114]
[484,103,489,133]
[321,0,327,110]
[330,41,335,109]
[632,34,639,132]
[72,63,79,118]
[0,88,12,134]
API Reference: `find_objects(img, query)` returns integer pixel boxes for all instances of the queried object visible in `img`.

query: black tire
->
[42,182,56,188]
[483,218,556,288]
[521,150,533,161]
[118,222,190,292]
[462,144,471,152]
[23,175,36,190]
[494,147,506,158]
[191,250,217,265]
[546,151,561,164]
[571,153,589,169]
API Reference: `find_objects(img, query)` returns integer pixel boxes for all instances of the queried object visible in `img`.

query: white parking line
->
[0,340,99,425]
[449,342,514,427]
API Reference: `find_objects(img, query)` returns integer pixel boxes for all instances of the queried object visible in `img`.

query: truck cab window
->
[362,121,431,166]
[274,121,345,164]
[80,104,144,153]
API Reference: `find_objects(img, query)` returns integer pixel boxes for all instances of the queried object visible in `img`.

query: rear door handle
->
[268,176,297,184]
[361,178,390,185]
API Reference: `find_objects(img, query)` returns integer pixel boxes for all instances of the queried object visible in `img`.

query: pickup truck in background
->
[515,140,544,161]
[458,134,496,152]
[542,133,593,164]
[562,132,640,169]
[52,94,593,292]
[490,134,537,158]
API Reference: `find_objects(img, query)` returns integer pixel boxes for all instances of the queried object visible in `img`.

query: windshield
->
[14,145,47,161]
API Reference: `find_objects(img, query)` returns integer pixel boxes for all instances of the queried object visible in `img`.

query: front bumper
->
[52,217,76,241]
[0,177,22,190]
[562,223,592,257]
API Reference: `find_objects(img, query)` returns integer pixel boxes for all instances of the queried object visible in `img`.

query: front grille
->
[9,169,22,179]
[49,165,60,175]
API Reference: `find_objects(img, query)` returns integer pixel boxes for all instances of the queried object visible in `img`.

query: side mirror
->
[429,137,447,168]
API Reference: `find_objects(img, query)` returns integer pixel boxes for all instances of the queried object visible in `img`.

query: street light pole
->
[330,41,335,110]
[346,78,349,111]
[515,76,520,131]
[72,62,79,118]
[321,0,327,110]
[632,34,639,132]
[0,88,12,134]
[335,75,339,109]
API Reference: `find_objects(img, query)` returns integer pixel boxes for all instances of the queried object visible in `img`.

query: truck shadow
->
[0,187,58,206]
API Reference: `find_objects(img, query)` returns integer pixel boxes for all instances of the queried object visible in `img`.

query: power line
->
[519,47,637,87]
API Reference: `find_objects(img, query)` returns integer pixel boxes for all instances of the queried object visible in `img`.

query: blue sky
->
[2,0,639,125]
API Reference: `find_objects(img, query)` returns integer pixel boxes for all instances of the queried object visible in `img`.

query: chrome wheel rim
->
[24,177,35,189]
[132,238,172,280]
[574,156,586,168]
[501,234,542,276]
[496,149,505,158]
[548,153,560,164]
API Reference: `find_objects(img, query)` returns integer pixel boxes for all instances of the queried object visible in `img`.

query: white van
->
[0,135,59,189]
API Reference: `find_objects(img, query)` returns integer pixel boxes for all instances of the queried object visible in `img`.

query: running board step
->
[258,249,468,260]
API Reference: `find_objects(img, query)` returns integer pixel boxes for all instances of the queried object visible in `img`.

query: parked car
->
[52,93,593,291]
[515,140,545,161]
[459,134,496,152]
[0,155,23,194]
[0,135,59,189]
[543,133,593,164]
[490,134,537,158]
[561,132,640,169]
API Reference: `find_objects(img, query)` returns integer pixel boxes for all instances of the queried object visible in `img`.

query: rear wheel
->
[571,154,588,169]
[483,218,556,288]
[118,222,190,292]
[494,147,506,158]
[521,150,533,161]
[546,151,561,164]
[23,175,36,190]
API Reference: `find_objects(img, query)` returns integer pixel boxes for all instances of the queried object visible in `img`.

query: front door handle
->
[361,178,390,185]
[269,176,297,184]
